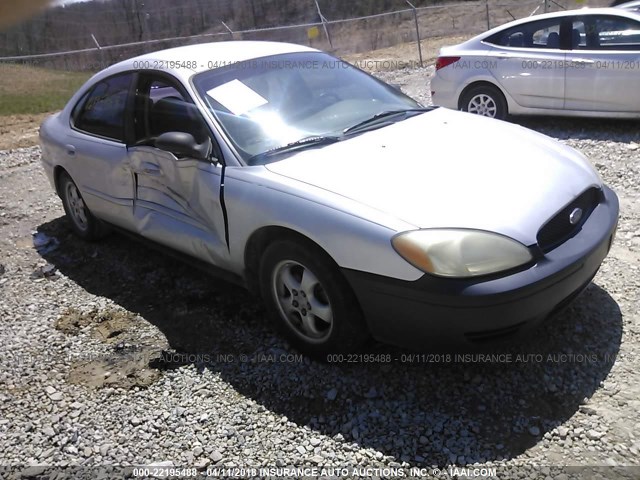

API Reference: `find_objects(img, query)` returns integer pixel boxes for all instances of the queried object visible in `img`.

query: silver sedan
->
[40,41,619,357]
[431,8,640,119]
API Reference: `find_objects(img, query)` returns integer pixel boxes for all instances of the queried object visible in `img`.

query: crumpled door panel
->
[128,147,228,267]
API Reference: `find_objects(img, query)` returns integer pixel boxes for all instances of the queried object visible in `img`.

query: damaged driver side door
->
[127,73,229,267]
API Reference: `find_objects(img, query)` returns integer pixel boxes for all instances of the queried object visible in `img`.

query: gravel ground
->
[1,69,639,479]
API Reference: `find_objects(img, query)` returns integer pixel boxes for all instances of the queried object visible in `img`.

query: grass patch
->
[0,64,91,116]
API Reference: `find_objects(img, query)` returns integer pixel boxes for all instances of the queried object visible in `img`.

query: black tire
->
[259,239,368,358]
[460,85,508,120]
[59,172,109,241]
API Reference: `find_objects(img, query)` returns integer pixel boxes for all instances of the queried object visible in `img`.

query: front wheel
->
[259,240,368,358]
[59,172,108,241]
[460,85,508,120]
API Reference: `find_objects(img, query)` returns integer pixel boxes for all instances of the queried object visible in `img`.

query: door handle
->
[141,162,161,175]
[65,144,76,156]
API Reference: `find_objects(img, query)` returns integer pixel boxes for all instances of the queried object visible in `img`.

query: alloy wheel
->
[65,181,89,231]
[271,260,333,343]
[467,93,498,118]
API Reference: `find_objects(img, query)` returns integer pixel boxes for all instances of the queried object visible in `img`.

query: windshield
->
[192,51,423,164]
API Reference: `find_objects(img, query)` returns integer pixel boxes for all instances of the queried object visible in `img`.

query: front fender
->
[223,166,424,282]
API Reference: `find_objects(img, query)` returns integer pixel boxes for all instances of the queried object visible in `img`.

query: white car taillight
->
[435,56,461,71]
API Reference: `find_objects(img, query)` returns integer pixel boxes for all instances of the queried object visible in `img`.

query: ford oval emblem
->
[569,208,583,225]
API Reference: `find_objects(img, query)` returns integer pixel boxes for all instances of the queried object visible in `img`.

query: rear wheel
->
[259,239,368,358]
[59,172,108,241]
[461,85,508,120]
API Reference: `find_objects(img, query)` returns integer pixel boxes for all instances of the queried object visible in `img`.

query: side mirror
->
[155,131,211,161]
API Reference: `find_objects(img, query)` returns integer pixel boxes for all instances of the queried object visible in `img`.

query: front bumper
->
[342,186,619,349]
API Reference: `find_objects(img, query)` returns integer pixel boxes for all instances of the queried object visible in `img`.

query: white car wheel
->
[461,85,507,120]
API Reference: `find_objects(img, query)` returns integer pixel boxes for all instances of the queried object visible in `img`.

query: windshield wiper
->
[248,136,340,164]
[343,108,432,135]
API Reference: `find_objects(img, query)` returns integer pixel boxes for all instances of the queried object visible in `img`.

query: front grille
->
[537,187,601,253]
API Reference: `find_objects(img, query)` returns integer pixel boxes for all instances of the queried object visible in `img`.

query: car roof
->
[617,0,640,7]
[468,7,640,43]
[94,41,319,82]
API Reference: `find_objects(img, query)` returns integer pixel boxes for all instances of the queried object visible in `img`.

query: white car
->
[39,41,619,357]
[431,8,640,119]
[615,1,640,13]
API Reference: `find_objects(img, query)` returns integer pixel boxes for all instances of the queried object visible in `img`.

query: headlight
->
[392,229,532,278]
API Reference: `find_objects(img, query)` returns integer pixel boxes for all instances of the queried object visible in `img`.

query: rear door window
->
[485,18,565,49]
[73,73,133,142]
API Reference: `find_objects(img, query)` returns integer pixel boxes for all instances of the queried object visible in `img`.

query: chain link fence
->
[0,0,609,71]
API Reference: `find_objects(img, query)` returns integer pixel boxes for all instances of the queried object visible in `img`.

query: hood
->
[265,108,602,245]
